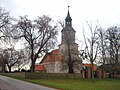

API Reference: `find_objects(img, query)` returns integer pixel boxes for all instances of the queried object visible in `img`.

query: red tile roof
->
[40,49,64,63]
[35,65,45,71]
[83,64,97,71]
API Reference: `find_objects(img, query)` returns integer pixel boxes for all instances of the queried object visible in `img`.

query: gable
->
[40,49,64,63]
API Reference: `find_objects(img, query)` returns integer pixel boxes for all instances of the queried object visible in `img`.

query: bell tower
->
[59,6,82,73]
[59,6,78,54]
[61,6,75,44]
[58,6,82,73]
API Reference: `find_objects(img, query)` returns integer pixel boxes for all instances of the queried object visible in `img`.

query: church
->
[35,7,82,73]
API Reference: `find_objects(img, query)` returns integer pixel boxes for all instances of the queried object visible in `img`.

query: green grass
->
[1,74,120,90]
[25,78,120,90]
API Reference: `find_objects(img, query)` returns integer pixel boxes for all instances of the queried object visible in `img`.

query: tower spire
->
[65,6,72,27]
[67,6,70,18]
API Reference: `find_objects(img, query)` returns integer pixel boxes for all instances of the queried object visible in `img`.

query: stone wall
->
[0,72,26,78]
[25,73,82,79]
[0,72,82,79]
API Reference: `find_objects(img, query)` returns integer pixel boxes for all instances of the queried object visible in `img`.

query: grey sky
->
[1,0,120,49]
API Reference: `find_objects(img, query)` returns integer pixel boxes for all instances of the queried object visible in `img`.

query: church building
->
[35,7,82,73]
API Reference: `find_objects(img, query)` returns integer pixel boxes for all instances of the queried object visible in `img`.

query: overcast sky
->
[1,0,120,49]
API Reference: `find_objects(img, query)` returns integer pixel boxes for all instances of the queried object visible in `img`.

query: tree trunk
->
[68,61,74,73]
[17,65,19,71]
[30,46,36,72]
[67,42,74,73]
[115,49,118,64]
[8,66,11,72]
[1,64,6,73]
[91,62,94,78]
[30,53,37,72]
[31,58,36,72]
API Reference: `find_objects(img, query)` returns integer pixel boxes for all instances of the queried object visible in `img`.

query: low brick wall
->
[0,72,26,78]
[112,75,120,78]
[25,73,82,79]
[0,72,82,79]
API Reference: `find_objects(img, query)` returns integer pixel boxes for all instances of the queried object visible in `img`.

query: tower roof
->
[65,6,72,22]
[65,6,72,27]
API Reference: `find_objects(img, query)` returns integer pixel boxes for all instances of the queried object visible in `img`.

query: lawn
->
[26,78,120,90]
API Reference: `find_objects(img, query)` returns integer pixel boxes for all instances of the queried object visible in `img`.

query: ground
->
[0,75,56,90]
[1,74,120,90]
[26,78,120,90]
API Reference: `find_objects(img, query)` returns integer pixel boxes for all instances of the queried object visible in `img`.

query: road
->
[0,75,57,90]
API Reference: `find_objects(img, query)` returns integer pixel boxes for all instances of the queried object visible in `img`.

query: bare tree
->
[0,51,6,72]
[96,26,120,76]
[14,15,58,72]
[0,7,12,42]
[97,28,107,65]
[106,26,120,65]
[2,48,20,72]
[103,26,120,75]
[83,21,99,78]
[14,49,29,71]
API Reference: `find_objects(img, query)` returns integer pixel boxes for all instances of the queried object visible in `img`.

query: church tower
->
[59,6,82,73]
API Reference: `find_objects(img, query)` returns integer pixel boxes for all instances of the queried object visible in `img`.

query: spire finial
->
[67,6,70,18]
[68,6,70,10]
